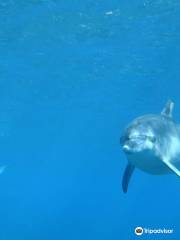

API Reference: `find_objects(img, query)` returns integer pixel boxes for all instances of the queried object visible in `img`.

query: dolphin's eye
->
[120,135,129,144]
[148,136,156,143]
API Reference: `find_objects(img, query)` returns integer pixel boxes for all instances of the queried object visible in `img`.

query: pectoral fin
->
[162,158,180,176]
[122,163,135,193]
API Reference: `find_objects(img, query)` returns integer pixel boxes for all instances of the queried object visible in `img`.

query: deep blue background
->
[0,1,180,239]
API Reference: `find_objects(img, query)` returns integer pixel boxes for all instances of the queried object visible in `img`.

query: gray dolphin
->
[120,100,180,193]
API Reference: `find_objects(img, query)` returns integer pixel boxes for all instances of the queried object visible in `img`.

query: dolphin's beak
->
[122,144,132,154]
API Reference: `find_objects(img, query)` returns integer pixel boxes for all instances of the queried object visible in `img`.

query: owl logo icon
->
[135,227,143,236]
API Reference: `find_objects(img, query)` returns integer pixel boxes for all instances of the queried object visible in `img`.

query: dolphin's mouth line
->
[122,144,142,154]
[122,134,156,154]
[130,134,155,142]
[121,134,156,146]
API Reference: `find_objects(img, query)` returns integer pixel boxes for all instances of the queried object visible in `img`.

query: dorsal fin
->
[161,100,174,118]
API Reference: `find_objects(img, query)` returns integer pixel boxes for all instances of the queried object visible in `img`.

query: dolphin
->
[120,100,180,193]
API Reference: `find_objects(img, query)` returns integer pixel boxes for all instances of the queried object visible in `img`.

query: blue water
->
[0,1,180,239]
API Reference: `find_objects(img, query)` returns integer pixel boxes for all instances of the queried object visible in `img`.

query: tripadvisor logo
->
[135,227,143,236]
[135,227,173,236]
